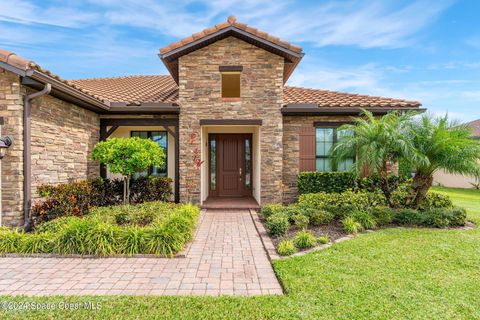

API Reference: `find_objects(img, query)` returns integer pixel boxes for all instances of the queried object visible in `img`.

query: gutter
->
[23,83,51,231]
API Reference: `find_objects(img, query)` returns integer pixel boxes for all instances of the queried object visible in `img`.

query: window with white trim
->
[315,127,355,172]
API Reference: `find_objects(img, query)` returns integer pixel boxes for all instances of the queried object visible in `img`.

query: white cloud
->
[0,0,98,27]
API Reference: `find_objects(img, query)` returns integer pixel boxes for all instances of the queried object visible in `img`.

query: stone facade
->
[30,90,100,195]
[0,69,24,226]
[282,115,354,203]
[178,37,284,204]
[0,68,100,227]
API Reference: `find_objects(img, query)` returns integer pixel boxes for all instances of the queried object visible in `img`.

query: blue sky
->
[0,0,479,121]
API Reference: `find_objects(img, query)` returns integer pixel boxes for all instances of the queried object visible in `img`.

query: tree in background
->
[91,137,165,204]
[332,110,424,206]
[406,115,480,208]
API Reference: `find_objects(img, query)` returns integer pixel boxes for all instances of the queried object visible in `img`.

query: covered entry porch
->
[200,120,262,209]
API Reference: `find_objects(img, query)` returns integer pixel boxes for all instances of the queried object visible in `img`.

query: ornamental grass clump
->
[0,202,200,257]
[342,217,363,234]
[277,240,297,256]
[293,230,317,249]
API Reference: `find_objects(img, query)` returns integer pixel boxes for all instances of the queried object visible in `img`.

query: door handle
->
[239,167,242,181]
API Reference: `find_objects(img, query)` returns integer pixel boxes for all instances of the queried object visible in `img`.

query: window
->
[315,127,354,172]
[221,72,241,98]
[131,131,168,178]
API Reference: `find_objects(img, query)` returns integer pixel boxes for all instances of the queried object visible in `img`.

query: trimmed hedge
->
[298,172,356,194]
[298,190,387,212]
[31,176,172,228]
[0,202,199,256]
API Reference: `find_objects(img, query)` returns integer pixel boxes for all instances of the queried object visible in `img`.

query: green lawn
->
[2,187,480,319]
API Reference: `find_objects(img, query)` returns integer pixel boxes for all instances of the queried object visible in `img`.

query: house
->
[433,119,480,188]
[0,16,423,227]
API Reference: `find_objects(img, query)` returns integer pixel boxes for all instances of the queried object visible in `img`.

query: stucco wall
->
[178,36,284,204]
[434,170,478,189]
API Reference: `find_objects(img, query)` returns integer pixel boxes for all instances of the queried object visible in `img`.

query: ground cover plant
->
[0,202,199,257]
[261,187,467,256]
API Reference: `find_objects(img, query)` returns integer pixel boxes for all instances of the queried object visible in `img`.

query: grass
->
[1,187,480,319]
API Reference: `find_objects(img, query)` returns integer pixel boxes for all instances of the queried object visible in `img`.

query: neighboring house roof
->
[70,75,421,108]
[464,119,480,138]
[158,16,304,84]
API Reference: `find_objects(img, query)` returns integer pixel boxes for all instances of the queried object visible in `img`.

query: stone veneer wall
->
[0,69,24,226]
[30,89,100,195]
[0,68,100,227]
[178,37,284,204]
[282,115,354,204]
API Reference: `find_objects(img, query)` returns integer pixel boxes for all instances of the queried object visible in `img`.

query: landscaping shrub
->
[419,192,454,211]
[277,240,297,256]
[266,213,290,237]
[317,235,330,244]
[357,175,401,193]
[301,207,334,226]
[292,214,309,229]
[298,190,386,212]
[298,171,356,194]
[394,209,424,225]
[369,206,395,226]
[260,204,284,219]
[349,210,377,230]
[390,183,453,210]
[31,177,173,228]
[341,217,363,234]
[293,230,317,249]
[423,207,466,228]
[0,202,199,256]
[19,233,54,254]
[0,227,22,254]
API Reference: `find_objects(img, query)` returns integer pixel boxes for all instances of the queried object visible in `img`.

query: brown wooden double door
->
[209,134,252,197]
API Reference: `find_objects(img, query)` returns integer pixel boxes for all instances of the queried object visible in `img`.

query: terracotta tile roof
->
[284,86,421,108]
[68,75,421,108]
[465,119,480,138]
[0,49,108,105]
[69,75,178,105]
[160,16,303,55]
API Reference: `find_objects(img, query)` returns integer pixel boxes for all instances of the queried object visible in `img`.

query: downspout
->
[23,83,51,231]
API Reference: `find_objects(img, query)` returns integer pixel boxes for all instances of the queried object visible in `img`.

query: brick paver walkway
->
[0,210,282,296]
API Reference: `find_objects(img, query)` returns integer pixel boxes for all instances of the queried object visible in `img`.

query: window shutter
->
[299,125,316,172]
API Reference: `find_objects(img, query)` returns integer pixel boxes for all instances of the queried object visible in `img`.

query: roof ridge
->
[159,16,303,55]
[69,74,172,82]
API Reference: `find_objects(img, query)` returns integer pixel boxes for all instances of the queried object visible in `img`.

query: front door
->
[209,134,252,197]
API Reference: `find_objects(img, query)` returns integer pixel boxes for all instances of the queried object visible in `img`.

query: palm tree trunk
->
[379,161,393,207]
[410,172,433,209]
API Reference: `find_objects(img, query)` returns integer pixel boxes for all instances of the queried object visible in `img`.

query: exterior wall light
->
[0,136,13,160]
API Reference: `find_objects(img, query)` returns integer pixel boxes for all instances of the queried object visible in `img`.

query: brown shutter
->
[299,125,316,172]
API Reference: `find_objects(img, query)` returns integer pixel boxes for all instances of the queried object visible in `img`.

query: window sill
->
[221,97,241,102]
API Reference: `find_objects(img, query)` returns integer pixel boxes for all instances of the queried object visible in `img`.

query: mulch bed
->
[259,217,348,248]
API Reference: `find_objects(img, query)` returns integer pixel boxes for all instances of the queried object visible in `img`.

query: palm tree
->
[406,115,480,208]
[332,110,423,206]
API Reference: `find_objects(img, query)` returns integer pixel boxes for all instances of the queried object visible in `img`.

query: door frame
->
[208,133,253,197]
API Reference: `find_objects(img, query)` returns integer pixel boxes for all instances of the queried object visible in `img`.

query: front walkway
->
[0,210,282,296]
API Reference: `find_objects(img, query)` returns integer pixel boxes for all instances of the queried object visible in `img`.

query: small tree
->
[332,110,424,206]
[405,115,480,208]
[91,137,165,204]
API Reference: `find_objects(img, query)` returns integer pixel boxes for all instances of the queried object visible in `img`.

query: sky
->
[0,0,479,121]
